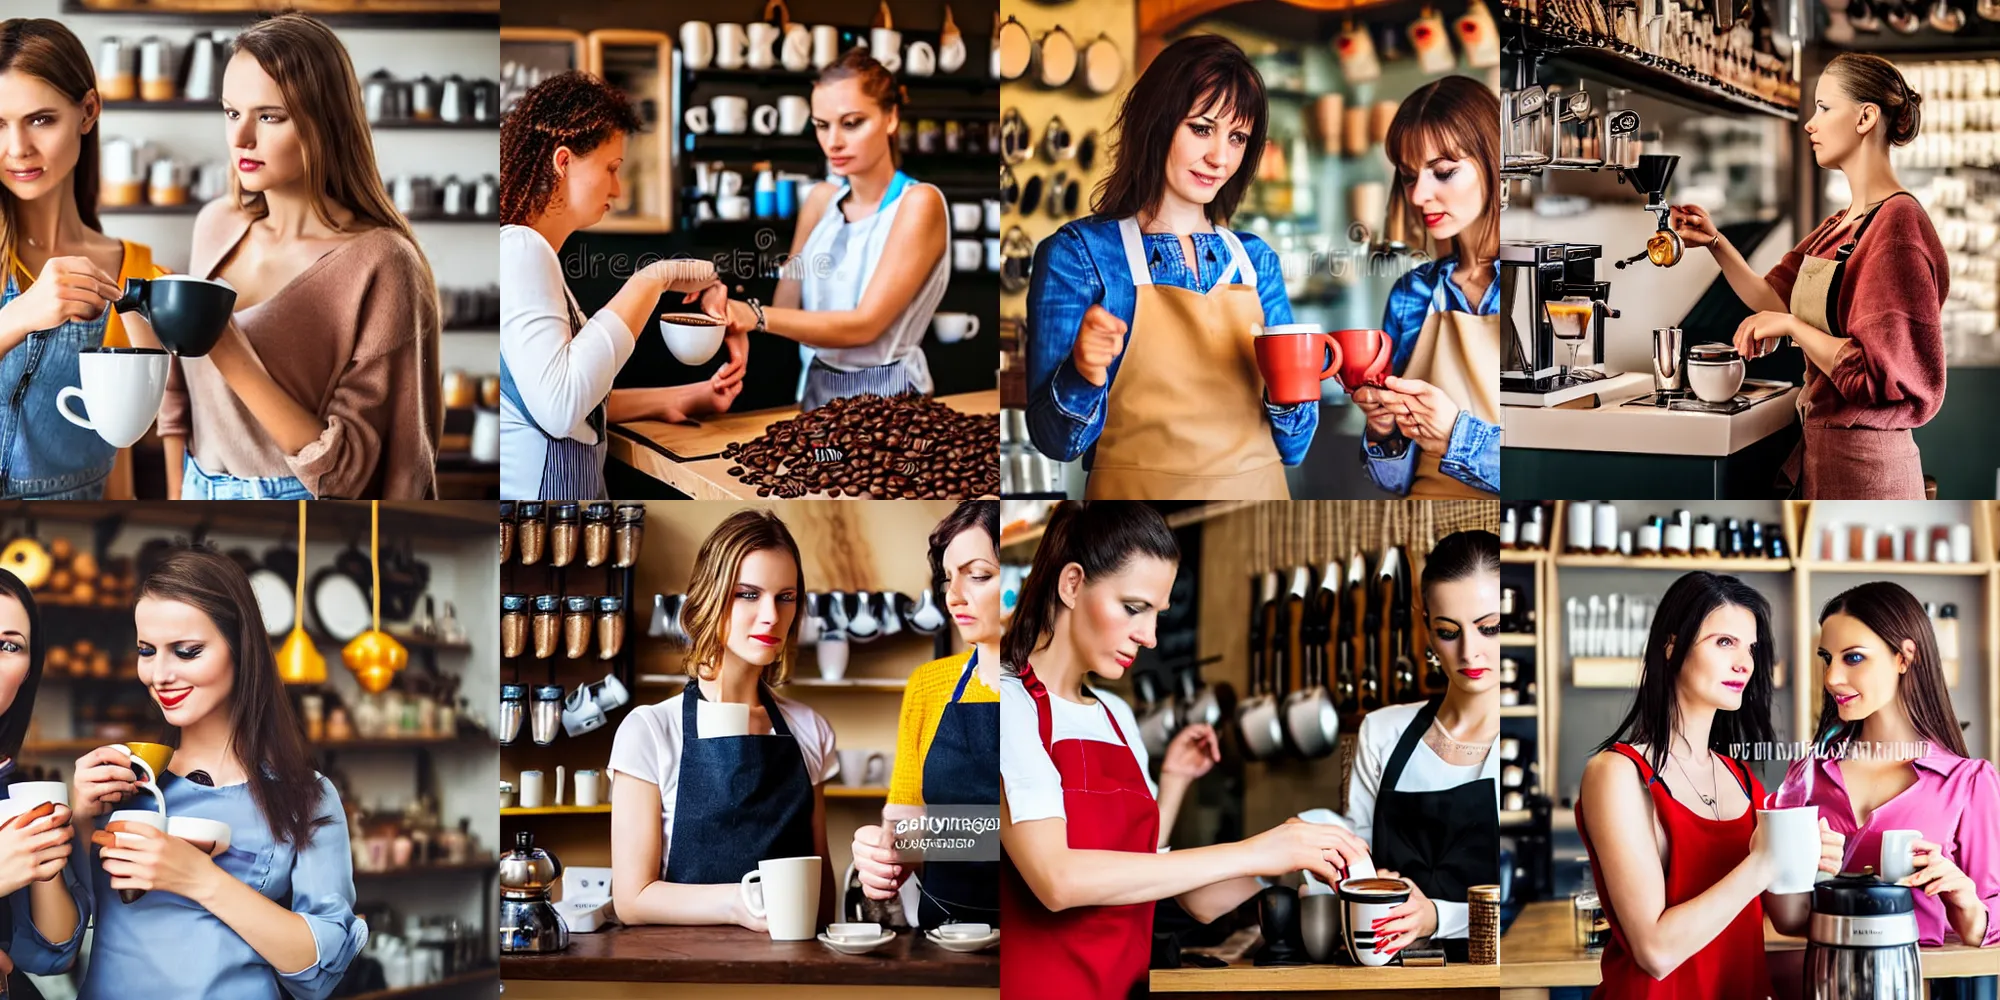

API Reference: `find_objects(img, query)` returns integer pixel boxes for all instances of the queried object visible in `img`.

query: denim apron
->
[796,171,946,411]
[916,650,1001,928]
[500,292,607,500]
[0,274,115,499]
[663,682,817,884]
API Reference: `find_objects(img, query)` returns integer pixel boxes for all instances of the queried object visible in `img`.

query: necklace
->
[1673,748,1722,819]
[1429,715,1493,761]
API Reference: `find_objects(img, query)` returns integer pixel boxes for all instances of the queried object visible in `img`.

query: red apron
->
[1001,663,1160,1000]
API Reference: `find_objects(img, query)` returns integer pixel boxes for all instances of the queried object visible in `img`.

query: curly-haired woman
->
[500,70,738,500]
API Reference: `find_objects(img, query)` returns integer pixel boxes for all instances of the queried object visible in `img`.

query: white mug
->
[951,201,983,232]
[717,195,751,220]
[518,770,545,809]
[58,348,169,449]
[985,237,1002,272]
[5,782,67,810]
[717,169,744,197]
[683,105,711,135]
[680,21,715,70]
[106,808,166,849]
[781,24,813,72]
[816,633,849,680]
[836,748,886,788]
[905,40,935,77]
[812,25,840,69]
[779,95,811,135]
[1879,828,1922,883]
[166,816,231,857]
[471,408,499,463]
[715,23,748,70]
[953,238,982,272]
[1757,806,1822,894]
[746,22,780,70]
[740,856,822,941]
[983,198,1002,233]
[711,96,749,135]
[697,699,752,737]
[752,104,780,135]
[932,312,981,343]
[869,28,903,72]
[574,769,603,808]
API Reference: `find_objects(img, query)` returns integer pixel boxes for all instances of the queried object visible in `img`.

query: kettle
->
[499,831,570,954]
[96,37,137,101]
[439,74,468,124]
[181,32,228,102]
[1805,872,1922,999]
[470,78,501,123]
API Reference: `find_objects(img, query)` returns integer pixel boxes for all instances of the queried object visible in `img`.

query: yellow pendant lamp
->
[275,500,325,685]
[342,502,408,694]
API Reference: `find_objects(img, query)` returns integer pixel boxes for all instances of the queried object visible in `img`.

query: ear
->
[1856,103,1879,136]
[550,145,571,181]
[1897,638,1916,674]
[80,89,101,135]
[1663,636,1676,662]
[1056,562,1086,611]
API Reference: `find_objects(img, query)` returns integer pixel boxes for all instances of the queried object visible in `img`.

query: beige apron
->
[1085,218,1289,500]
[1399,280,1500,498]
[1781,195,1925,500]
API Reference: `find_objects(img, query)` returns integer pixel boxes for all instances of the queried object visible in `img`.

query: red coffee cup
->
[1331,328,1395,392]
[1255,325,1344,405]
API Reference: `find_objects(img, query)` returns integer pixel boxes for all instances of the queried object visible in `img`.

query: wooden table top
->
[500,924,997,988]
[605,390,999,500]
[1150,962,1500,992]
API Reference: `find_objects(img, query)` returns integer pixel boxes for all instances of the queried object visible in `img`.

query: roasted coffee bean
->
[716,393,999,499]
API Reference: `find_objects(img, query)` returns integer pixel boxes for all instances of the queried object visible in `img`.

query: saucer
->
[818,930,897,955]
[925,927,1000,952]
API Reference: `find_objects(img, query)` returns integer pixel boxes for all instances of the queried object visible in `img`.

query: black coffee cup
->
[113,276,236,357]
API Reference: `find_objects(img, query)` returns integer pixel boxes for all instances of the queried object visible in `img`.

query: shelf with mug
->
[1500,706,1540,718]
[1553,554,1796,572]
[1796,559,1991,576]
[1501,548,1550,564]
[1501,17,1798,121]
[502,804,611,816]
[824,786,890,799]
[97,203,203,216]
[353,860,498,879]
[1500,633,1537,647]
[101,99,221,112]
[59,1,498,30]
[368,119,501,131]
[684,66,997,94]
[1499,808,1534,827]
[633,673,910,691]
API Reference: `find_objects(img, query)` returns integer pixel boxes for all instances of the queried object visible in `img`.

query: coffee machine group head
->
[1500,240,1621,404]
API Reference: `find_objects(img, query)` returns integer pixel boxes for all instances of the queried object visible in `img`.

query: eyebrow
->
[0,630,22,640]
[223,103,286,113]
[1434,612,1501,626]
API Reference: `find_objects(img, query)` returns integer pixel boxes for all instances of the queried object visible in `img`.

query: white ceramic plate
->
[311,572,372,642]
[248,569,294,637]
[924,928,999,952]
[817,931,897,955]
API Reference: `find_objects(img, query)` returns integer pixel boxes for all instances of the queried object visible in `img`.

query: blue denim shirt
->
[0,275,116,499]
[1025,216,1316,467]
[1363,256,1501,495]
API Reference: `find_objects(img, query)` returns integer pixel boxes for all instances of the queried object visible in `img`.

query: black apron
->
[663,682,818,884]
[916,651,1000,928]
[1371,696,1499,964]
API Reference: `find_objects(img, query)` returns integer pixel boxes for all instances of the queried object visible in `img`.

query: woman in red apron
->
[998,502,1372,1000]
[1575,572,1843,998]
[1670,53,1945,499]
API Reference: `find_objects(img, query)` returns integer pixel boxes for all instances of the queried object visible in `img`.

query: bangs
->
[1386,114,1466,179]
[1186,64,1266,133]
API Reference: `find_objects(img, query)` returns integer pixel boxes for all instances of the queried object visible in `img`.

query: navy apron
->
[916,650,1001,928]
[1372,696,1498,964]
[663,681,818,884]
[499,291,609,501]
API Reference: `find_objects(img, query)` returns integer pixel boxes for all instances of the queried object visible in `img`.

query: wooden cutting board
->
[611,390,1000,462]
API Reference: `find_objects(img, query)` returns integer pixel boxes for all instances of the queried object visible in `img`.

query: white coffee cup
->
[697,699,752,737]
[779,95,811,134]
[935,922,990,938]
[1757,806,1822,894]
[985,237,1002,272]
[812,25,840,69]
[869,28,903,72]
[826,921,882,941]
[518,770,545,809]
[953,239,982,272]
[106,808,166,849]
[58,347,169,449]
[717,169,744,197]
[951,202,982,232]
[741,856,822,941]
[906,40,935,77]
[752,104,780,135]
[746,22,780,70]
[816,633,849,680]
[1340,877,1409,967]
[680,21,715,70]
[781,24,812,72]
[167,816,232,857]
[574,769,603,808]
[836,748,886,787]
[983,198,1002,233]
[658,313,727,365]
[6,782,69,810]
[683,106,711,135]
[717,195,751,220]
[711,96,749,135]
[932,312,980,344]
[715,23,748,70]
[1879,828,1921,883]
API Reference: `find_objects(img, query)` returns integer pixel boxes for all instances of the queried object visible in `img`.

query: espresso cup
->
[826,921,883,941]
[931,312,980,344]
[112,275,236,357]
[1331,328,1395,392]
[717,195,751,220]
[110,741,173,813]
[683,106,711,135]
[741,855,822,941]
[658,312,726,365]
[951,202,983,233]
[57,347,169,448]
[1255,324,1343,405]
[1757,806,1822,894]
[752,104,779,136]
[953,239,983,272]
[697,699,751,737]
[1879,828,1921,883]
[869,28,903,72]
[167,815,232,857]
[1340,877,1411,966]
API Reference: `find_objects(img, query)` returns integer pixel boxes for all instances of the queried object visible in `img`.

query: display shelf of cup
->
[1499,632,1538,647]
[1500,705,1540,719]
[57,0,498,29]
[1499,807,1535,827]
[97,202,204,216]
[1500,17,1799,122]
[1553,553,1796,571]
[1570,656,1643,688]
[1798,559,1992,576]
[100,98,224,112]
[352,859,500,879]
[502,804,612,817]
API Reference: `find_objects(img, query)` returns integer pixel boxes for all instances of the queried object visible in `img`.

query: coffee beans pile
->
[722,393,1000,498]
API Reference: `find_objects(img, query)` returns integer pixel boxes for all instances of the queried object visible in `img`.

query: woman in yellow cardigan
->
[849,502,1000,929]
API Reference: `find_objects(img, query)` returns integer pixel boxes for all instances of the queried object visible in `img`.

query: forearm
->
[1629,855,1771,977]
[189,866,321,975]
[1175,875,1262,924]
[1156,774,1191,850]
[1946,897,1989,946]
[757,303,883,350]
[207,330,324,454]
[603,276,666,343]
[1711,238,1787,314]
[606,387,678,424]
[1790,322,1846,378]
[27,873,77,947]
[162,436,186,499]
[1014,840,1256,911]
[617,879,743,926]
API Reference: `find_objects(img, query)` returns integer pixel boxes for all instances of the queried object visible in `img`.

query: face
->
[942,528,1001,647]
[551,130,625,228]
[1671,603,1759,713]
[0,595,30,718]
[1426,571,1500,696]
[1817,612,1913,724]
[812,78,896,178]
[0,70,94,203]
[722,547,800,671]
[1162,96,1250,208]
[1057,555,1177,682]
[222,52,306,193]
[135,596,235,730]
[1804,74,1875,170]
[1401,138,1485,242]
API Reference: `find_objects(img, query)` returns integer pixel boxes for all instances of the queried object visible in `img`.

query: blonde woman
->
[608,509,837,929]
[144,13,441,499]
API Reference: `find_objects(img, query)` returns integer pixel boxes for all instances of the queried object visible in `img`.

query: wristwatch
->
[746,296,769,334]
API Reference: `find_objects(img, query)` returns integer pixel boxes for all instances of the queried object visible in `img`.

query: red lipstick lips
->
[155,688,191,709]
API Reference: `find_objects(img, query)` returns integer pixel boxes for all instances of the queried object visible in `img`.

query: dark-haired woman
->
[717,48,949,411]
[0,571,87,998]
[1575,572,1842,998]
[1671,52,1945,498]
[71,549,361,998]
[1000,501,1371,1000]
[1773,582,1999,954]
[500,70,739,499]
[1024,35,1306,500]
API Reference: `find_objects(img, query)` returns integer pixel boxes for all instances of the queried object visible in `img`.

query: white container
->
[1687,358,1746,402]
[1568,500,1595,552]
[1949,523,1973,563]
[1593,502,1619,552]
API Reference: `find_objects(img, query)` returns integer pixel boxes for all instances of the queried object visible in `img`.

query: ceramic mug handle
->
[109,744,166,820]
[740,869,768,919]
[1317,334,1345,383]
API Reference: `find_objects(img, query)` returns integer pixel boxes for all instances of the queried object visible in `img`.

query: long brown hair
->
[1093,34,1267,226]
[139,548,327,848]
[682,509,806,686]
[498,70,641,226]
[1813,582,1968,757]
[1385,75,1499,265]
[0,19,102,276]
[1001,502,1179,671]
[815,46,907,169]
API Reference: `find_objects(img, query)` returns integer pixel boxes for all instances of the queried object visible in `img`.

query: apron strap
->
[1014,662,1131,750]
[1212,227,1257,291]
[1382,696,1444,793]
[1835,190,1916,262]
[949,648,980,703]
[1116,217,1153,288]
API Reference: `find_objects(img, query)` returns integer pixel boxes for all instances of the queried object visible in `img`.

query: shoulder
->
[804,181,842,214]
[1391,256,1450,298]
[771,689,831,732]
[1036,217,1114,271]
[620,697,680,736]
[346,225,427,271]
[900,181,948,214]
[1359,700,1425,742]
[191,197,250,252]
[1937,752,1999,789]
[1582,746,1644,786]
[1231,230,1281,266]
[1093,686,1139,725]
[910,651,974,688]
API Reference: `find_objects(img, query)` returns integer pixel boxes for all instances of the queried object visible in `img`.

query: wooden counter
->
[500,925,996,998]
[605,390,999,499]
[1151,961,1500,995]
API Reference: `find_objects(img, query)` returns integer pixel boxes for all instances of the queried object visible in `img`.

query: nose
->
[1134,620,1159,649]
[228,116,255,151]
[4,126,31,162]
[946,578,968,608]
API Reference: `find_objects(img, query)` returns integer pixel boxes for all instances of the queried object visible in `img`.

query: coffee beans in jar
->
[614,504,645,568]
[532,594,561,659]
[518,502,547,566]
[501,593,529,659]
[549,502,580,568]
[719,393,1001,499]
[583,503,613,567]
[500,501,516,565]
[598,595,625,659]
[563,596,594,659]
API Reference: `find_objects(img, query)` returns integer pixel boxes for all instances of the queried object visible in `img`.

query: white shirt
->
[999,671,1157,825]
[499,224,634,460]
[607,691,839,873]
[795,179,947,386]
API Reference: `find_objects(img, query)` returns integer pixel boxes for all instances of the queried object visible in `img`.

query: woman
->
[1774,582,1998,953]
[0,568,86,998]
[1575,572,1841,998]
[1000,501,1370,1000]
[1338,530,1500,960]
[1670,53,1944,498]
[146,13,442,499]
[1355,76,1500,498]
[609,509,837,929]
[71,548,362,998]
[501,70,741,500]
[0,18,166,500]
[717,47,948,411]
[1024,35,1308,500]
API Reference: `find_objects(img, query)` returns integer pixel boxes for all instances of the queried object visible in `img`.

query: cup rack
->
[1502,15,1799,122]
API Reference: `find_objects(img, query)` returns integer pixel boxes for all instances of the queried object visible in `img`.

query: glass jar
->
[518,502,547,566]
[598,596,625,659]
[500,501,516,564]
[564,596,594,659]
[584,503,614,567]
[501,594,529,659]
[550,503,580,568]
[532,595,561,659]
[614,504,646,568]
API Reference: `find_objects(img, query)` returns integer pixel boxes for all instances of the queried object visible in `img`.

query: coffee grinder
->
[1499,240,1619,406]
[1611,154,1685,270]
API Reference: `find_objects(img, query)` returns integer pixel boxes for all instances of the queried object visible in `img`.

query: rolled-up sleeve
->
[276,782,367,1000]
[1439,412,1501,493]
[282,254,430,498]
[1026,228,1113,462]
[1825,238,1946,423]
[6,855,90,974]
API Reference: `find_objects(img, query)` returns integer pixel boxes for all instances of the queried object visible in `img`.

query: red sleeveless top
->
[1575,743,1775,1000]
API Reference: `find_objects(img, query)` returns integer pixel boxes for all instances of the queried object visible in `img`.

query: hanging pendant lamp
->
[276,501,326,685]
[342,502,408,694]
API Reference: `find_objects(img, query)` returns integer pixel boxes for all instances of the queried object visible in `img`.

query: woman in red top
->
[1576,572,1845,998]
[1670,53,1945,498]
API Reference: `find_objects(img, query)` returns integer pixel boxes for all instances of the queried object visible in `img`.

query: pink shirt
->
[1774,741,2000,946]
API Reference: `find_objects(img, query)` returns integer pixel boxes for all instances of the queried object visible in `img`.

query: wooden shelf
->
[1797,560,1991,576]
[824,786,890,799]
[371,119,500,131]
[1500,808,1535,827]
[24,733,492,755]
[1501,705,1540,718]
[61,1,497,29]
[0,501,493,539]
[354,860,497,879]
[502,804,610,816]
[1502,549,1550,564]
[1503,16,1797,121]
[1002,501,1263,554]
[1555,554,1795,572]
[1500,633,1538,647]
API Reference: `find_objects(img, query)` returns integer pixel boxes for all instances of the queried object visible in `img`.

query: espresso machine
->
[500,831,570,954]
[1499,240,1619,406]
[1806,873,1923,999]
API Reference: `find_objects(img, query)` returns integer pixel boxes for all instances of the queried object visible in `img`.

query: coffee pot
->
[1806,873,1922,999]
[500,832,570,954]
[182,32,228,102]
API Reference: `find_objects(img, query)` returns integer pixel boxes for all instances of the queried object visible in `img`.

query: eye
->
[1477,624,1500,637]
[735,590,758,601]
[1433,168,1459,183]
[29,115,53,128]
[1189,123,1211,138]
[0,640,20,654]
[778,592,797,604]
[1844,652,1865,665]
[972,573,993,583]
[137,643,155,658]
[1717,636,1734,647]
[1436,628,1461,641]
[175,644,204,660]
[1230,131,1248,146]
[1124,603,1146,615]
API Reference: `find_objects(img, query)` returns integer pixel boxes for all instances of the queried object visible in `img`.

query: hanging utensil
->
[1237,571,1285,761]
[1336,552,1366,715]
[276,501,326,685]
[342,502,408,695]
[1282,565,1338,758]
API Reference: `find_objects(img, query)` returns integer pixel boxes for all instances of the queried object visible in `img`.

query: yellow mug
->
[111,742,174,814]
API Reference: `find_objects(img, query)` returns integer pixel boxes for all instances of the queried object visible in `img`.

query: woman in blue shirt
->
[1355,76,1501,497]
[1026,34,1309,500]
[70,548,363,999]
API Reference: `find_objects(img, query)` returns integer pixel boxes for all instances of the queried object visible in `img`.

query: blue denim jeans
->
[181,455,312,499]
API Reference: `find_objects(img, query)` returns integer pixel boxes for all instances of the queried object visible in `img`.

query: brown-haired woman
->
[716,47,949,411]
[501,70,738,500]
[71,547,361,997]
[1354,76,1500,498]
[130,13,442,499]
[1024,35,1305,500]
[1671,52,1946,498]
[608,509,837,929]
[0,18,168,499]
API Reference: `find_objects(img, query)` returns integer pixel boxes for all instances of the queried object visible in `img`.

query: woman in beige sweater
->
[139,13,441,499]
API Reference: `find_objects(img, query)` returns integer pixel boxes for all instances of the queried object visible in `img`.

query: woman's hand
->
[1815,818,1845,874]
[639,258,719,295]
[0,256,123,345]
[1070,305,1128,387]
[694,280,730,321]
[1245,817,1372,884]
[1733,311,1800,361]
[1380,376,1462,455]
[72,746,142,823]
[1670,204,1721,249]
[723,299,760,338]
[1370,868,1439,957]
[1351,386,1402,442]
[1903,839,1979,910]
[0,808,73,896]
[1161,723,1221,781]
[95,821,221,901]
[850,824,910,900]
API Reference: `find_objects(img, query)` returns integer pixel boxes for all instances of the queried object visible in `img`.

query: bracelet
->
[746,296,768,334]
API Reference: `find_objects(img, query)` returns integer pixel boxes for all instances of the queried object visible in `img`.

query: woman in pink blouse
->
[1774,581,1998,953]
